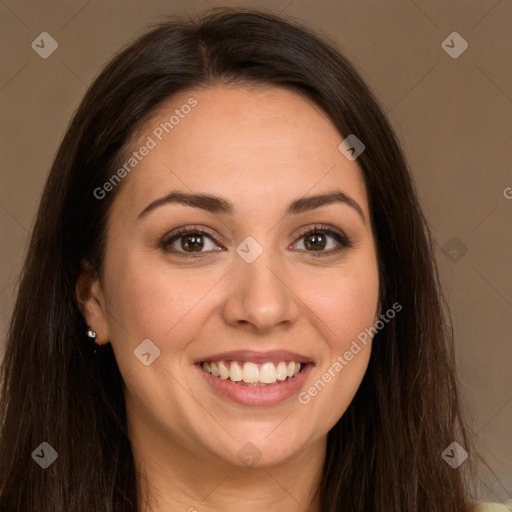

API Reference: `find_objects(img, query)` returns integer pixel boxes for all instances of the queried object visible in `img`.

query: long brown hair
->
[0,7,478,511]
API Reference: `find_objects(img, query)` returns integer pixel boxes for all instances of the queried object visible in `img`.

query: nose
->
[221,246,300,335]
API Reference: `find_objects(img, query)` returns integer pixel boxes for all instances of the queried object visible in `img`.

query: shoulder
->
[475,502,512,512]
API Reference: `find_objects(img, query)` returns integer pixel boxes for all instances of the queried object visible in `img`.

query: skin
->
[77,85,380,512]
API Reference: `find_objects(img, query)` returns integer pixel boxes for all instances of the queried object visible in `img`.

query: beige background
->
[1,0,511,504]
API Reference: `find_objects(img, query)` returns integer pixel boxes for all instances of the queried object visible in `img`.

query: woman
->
[0,7,505,512]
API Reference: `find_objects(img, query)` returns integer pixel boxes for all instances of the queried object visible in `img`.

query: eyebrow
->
[137,190,366,224]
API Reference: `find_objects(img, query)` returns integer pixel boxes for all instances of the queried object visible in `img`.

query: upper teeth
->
[201,361,302,384]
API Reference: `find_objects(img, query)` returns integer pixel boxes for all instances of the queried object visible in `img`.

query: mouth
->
[195,359,314,406]
[198,360,311,386]
[193,349,315,405]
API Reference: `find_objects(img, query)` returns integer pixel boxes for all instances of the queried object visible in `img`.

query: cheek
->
[329,277,379,347]
[292,255,379,424]
[102,249,223,345]
[303,258,380,352]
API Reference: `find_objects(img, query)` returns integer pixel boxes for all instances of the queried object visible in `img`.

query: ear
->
[76,260,110,345]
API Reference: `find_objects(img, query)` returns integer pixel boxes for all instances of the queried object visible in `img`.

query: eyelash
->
[160,224,353,258]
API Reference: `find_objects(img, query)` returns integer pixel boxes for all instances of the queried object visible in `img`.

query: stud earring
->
[86,327,98,341]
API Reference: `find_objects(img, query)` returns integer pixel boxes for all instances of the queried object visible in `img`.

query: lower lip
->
[195,363,313,406]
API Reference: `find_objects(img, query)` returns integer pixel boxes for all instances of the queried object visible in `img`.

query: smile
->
[201,360,303,386]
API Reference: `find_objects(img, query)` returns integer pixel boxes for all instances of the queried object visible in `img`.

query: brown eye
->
[160,224,353,258]
[161,227,223,257]
[303,233,328,250]
[292,225,353,256]
[176,233,205,252]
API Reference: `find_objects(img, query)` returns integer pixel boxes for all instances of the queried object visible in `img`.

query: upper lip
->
[195,349,314,364]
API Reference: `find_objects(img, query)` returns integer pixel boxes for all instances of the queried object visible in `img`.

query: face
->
[79,85,380,469]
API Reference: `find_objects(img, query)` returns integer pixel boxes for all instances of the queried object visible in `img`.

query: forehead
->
[111,85,369,221]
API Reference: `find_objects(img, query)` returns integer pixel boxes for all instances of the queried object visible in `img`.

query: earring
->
[86,327,98,341]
